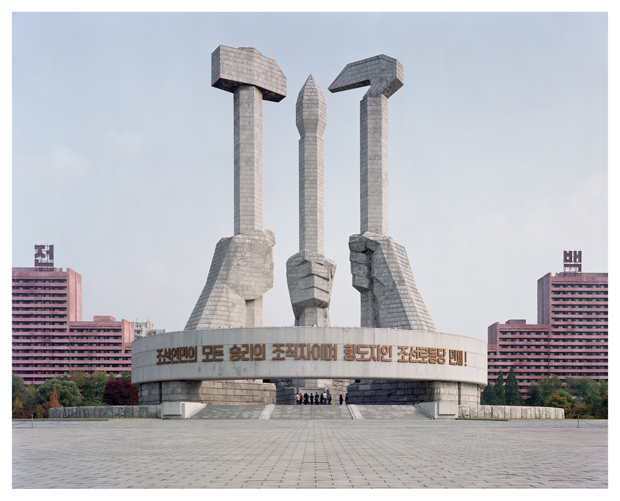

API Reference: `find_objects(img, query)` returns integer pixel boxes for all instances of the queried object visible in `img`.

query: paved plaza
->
[12,417,607,489]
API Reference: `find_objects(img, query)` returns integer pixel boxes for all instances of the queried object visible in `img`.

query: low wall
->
[416,402,459,419]
[49,405,160,419]
[161,402,205,419]
[458,405,564,419]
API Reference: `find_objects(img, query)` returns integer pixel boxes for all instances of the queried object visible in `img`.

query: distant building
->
[12,245,134,385]
[487,252,608,395]
[133,320,166,338]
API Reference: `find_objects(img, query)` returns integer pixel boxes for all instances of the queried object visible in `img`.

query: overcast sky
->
[11,12,608,342]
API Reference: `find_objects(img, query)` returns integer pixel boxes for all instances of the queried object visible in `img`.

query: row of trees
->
[480,369,608,419]
[12,371,139,419]
[480,368,524,406]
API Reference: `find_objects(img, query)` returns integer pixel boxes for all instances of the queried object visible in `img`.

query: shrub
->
[34,405,48,419]
[12,397,29,419]
[545,392,572,414]
[102,378,139,406]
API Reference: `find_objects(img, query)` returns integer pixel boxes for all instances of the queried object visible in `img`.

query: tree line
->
[480,368,608,419]
[12,371,139,418]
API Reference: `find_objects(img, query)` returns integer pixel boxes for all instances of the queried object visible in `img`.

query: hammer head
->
[329,55,404,98]
[211,46,287,102]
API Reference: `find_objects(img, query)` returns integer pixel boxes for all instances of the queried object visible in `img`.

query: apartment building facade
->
[487,252,608,394]
[12,246,134,385]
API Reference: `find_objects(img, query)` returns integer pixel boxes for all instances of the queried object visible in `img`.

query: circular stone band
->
[131,327,487,386]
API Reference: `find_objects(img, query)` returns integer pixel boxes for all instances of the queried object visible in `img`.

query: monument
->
[132,46,487,410]
[329,55,435,332]
[185,46,285,330]
[286,75,336,328]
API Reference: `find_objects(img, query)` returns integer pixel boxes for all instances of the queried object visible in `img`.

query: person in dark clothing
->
[339,394,343,405]
[328,394,332,405]
[315,392,319,405]
[304,393,309,405]
[345,394,349,405]
[320,393,324,405]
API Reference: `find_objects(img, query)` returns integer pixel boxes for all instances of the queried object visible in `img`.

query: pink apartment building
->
[487,252,608,395]
[12,246,134,385]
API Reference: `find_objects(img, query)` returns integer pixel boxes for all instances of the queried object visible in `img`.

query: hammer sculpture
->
[330,55,436,331]
[185,46,286,330]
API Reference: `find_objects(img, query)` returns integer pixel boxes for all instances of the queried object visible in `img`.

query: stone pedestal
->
[140,380,275,406]
[139,381,163,405]
[345,380,480,405]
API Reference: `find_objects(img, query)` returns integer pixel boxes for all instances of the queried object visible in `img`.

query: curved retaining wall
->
[131,326,487,385]
[139,380,276,406]
[459,405,564,419]
[347,380,480,405]
[49,405,160,419]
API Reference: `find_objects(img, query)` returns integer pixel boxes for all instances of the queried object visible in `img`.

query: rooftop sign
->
[563,250,581,273]
[34,244,54,270]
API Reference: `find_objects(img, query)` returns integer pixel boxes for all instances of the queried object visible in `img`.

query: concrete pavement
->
[12,418,607,488]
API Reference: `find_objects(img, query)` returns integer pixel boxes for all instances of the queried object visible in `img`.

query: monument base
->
[139,379,275,406]
[132,326,488,406]
[346,380,480,405]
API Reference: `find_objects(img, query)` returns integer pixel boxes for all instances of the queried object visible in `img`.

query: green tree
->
[119,371,132,380]
[505,367,523,406]
[36,379,82,408]
[82,372,111,405]
[564,377,600,410]
[12,373,40,417]
[595,392,608,419]
[568,403,591,419]
[598,380,608,399]
[525,382,546,406]
[67,371,87,390]
[494,370,505,405]
[536,375,563,400]
[480,383,498,405]
[24,385,38,411]
[12,372,25,399]
[545,392,572,414]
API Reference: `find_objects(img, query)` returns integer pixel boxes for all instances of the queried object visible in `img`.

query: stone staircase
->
[191,405,266,420]
[188,404,432,420]
[270,404,352,420]
[355,404,430,420]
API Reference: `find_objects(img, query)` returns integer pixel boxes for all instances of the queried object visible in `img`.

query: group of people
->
[295,392,349,405]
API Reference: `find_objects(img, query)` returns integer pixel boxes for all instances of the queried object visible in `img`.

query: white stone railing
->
[49,405,160,419]
[459,405,564,419]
